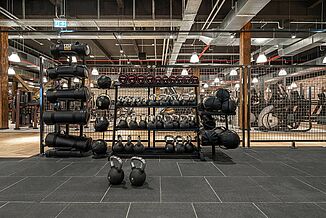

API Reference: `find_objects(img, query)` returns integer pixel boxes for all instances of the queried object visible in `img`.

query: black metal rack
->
[111,82,203,159]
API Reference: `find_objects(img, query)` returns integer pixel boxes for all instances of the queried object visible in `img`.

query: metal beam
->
[92,39,113,60]
[116,0,124,9]
[309,0,322,9]
[132,39,139,54]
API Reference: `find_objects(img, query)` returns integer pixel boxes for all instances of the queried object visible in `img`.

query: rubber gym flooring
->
[0,147,325,218]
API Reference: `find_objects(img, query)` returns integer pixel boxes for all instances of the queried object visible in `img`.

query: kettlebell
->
[107,156,124,185]
[96,95,111,110]
[184,135,195,153]
[128,115,139,129]
[189,95,196,106]
[134,136,145,153]
[171,94,180,106]
[155,115,164,129]
[139,115,147,129]
[148,94,157,106]
[116,96,124,106]
[92,139,108,158]
[147,115,156,129]
[117,116,128,128]
[112,135,124,153]
[172,115,180,129]
[159,94,168,106]
[164,135,175,153]
[163,115,174,129]
[124,135,134,153]
[123,97,132,106]
[188,115,196,128]
[180,115,190,129]
[175,136,186,153]
[94,116,109,132]
[129,157,146,186]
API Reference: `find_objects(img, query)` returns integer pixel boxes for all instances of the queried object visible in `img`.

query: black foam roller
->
[47,65,88,80]
[43,110,90,125]
[46,87,90,103]
[45,133,92,152]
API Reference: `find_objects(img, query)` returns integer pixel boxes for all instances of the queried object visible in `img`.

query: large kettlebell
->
[129,157,146,186]
[184,135,195,153]
[92,139,108,158]
[147,115,156,129]
[124,135,134,153]
[117,116,128,128]
[97,75,111,89]
[134,136,145,153]
[94,116,109,132]
[163,115,174,129]
[139,115,147,129]
[112,135,124,152]
[175,136,186,153]
[96,95,111,110]
[164,135,175,153]
[108,156,124,185]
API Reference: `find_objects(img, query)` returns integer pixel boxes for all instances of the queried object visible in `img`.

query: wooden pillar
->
[0,27,9,129]
[239,22,251,129]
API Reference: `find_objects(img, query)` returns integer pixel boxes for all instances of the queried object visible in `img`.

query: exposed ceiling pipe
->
[164,38,170,65]
[161,39,166,65]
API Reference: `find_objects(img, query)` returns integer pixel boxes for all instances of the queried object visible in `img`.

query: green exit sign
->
[53,19,67,28]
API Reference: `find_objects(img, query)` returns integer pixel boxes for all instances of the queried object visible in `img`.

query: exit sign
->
[53,19,67,28]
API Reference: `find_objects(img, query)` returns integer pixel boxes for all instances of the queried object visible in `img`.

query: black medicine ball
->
[96,95,110,110]
[97,75,112,89]
[92,139,108,155]
[219,129,240,149]
[215,89,230,102]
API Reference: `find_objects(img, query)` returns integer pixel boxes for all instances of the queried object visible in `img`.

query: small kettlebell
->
[163,115,174,129]
[107,156,124,185]
[138,115,147,129]
[147,115,156,129]
[171,94,180,106]
[129,157,146,186]
[134,136,145,153]
[175,136,186,153]
[155,115,164,129]
[188,115,196,128]
[148,94,157,106]
[124,135,134,153]
[117,116,128,128]
[112,135,124,153]
[164,135,175,153]
[128,115,139,129]
[180,115,190,129]
[185,135,195,153]
[172,114,180,129]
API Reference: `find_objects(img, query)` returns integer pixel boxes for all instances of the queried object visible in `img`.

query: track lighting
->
[8,66,16,75]
[91,68,99,75]
[190,52,199,63]
[9,52,21,63]
[278,68,287,76]
[181,68,188,76]
[256,53,267,64]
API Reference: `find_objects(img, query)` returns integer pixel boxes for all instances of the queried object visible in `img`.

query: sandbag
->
[215,89,230,102]
[221,100,237,113]
[201,129,219,146]
[43,110,90,125]
[46,87,90,103]
[218,129,240,149]
[45,133,92,152]
[45,149,89,157]
[203,96,222,111]
[50,42,91,58]
[47,65,88,79]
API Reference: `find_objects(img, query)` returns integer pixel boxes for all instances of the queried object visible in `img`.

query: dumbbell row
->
[119,74,199,85]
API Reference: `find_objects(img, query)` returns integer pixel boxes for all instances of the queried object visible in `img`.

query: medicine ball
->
[96,95,110,110]
[219,129,240,149]
[215,89,230,102]
[97,75,111,89]
[92,139,108,155]
[221,100,237,113]
[203,96,222,111]
[94,117,109,132]
[201,129,219,146]
[201,115,216,130]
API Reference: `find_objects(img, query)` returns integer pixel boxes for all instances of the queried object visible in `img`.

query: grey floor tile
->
[161,177,219,202]
[295,177,326,192]
[0,202,66,218]
[128,203,196,218]
[220,152,261,163]
[57,203,129,218]
[256,203,326,218]
[0,161,35,176]
[43,177,108,202]
[245,150,294,162]
[285,162,326,176]
[206,177,280,202]
[0,176,24,191]
[146,162,181,176]
[252,176,326,202]
[103,177,160,202]
[178,163,224,176]
[214,163,267,176]
[54,162,106,176]
[317,203,326,210]
[249,162,309,176]
[0,177,68,201]
[194,203,266,218]
[159,159,195,163]
[11,162,71,176]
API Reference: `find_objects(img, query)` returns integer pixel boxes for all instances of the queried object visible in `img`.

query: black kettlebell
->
[148,94,157,106]
[91,139,108,158]
[96,95,111,110]
[117,116,128,128]
[128,115,139,129]
[172,115,180,129]
[97,75,111,89]
[134,136,145,153]
[171,94,180,106]
[112,135,124,153]
[155,115,164,129]
[107,156,124,185]
[124,135,134,153]
[175,136,185,153]
[164,135,175,153]
[188,115,196,128]
[129,157,146,186]
[94,116,109,132]
[180,115,190,129]
[123,97,132,106]
[139,115,147,129]
[189,95,196,106]
[163,115,174,129]
[159,94,168,106]
[147,115,156,129]
[116,96,124,106]
[184,135,195,153]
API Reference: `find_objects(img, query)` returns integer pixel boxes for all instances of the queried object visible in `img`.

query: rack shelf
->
[114,83,199,88]
[198,111,236,116]
[115,105,197,108]
[114,127,200,131]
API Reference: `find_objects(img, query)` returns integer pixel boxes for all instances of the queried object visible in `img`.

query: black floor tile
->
[159,159,195,163]
[0,176,24,191]
[206,177,280,202]
[0,177,68,201]
[256,203,326,218]
[103,177,160,202]
[251,176,326,202]
[295,177,326,192]
[317,203,326,210]
[245,150,295,162]
[161,177,219,202]
[285,162,326,176]
[178,163,224,176]
[0,161,35,176]
[146,162,181,176]
[128,203,196,218]
[43,177,108,202]
[0,202,66,218]
[219,152,261,163]
[57,203,129,218]
[248,162,309,176]
[54,162,106,176]
[214,163,267,176]
[194,203,266,218]
[11,162,70,176]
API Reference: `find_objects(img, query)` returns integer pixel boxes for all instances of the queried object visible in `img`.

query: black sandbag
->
[218,129,240,149]
[215,89,230,102]
[43,110,90,125]
[45,149,90,157]
[45,133,92,152]
[47,65,88,79]
[221,100,237,113]
[50,42,91,58]
[203,96,222,111]
[46,87,90,103]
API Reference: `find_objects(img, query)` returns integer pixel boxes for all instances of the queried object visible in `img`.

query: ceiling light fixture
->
[89,55,95,58]
[323,56,326,64]
[9,52,21,63]
[91,68,99,75]
[291,33,296,39]
[90,82,94,88]
[235,84,240,89]
[73,78,80,83]
[120,49,124,54]
[71,56,77,63]
[8,66,16,75]
[203,83,209,88]
[181,68,188,76]
[252,77,259,83]
[290,82,298,89]
[278,68,287,76]
[230,69,238,76]
[62,83,68,88]
[190,52,199,63]
[43,76,48,83]
[256,53,267,64]
[214,77,220,83]
[169,34,174,39]
[117,33,122,39]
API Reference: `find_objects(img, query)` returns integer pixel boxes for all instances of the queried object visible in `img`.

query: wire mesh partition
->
[248,65,326,146]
